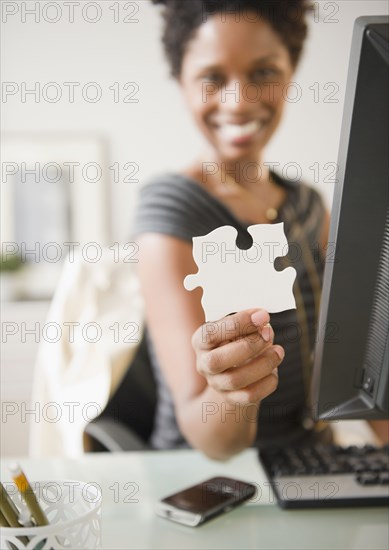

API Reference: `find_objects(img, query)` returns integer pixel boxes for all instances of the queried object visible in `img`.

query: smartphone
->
[156,476,257,527]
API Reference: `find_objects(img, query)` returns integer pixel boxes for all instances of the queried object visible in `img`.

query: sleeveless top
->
[131,171,329,449]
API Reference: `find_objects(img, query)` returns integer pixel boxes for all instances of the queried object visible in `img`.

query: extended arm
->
[136,233,283,460]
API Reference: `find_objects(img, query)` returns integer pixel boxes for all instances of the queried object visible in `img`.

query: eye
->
[251,68,280,81]
[202,72,224,85]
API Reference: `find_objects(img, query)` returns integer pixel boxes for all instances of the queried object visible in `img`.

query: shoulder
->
[273,172,328,247]
[136,172,204,209]
[275,172,326,221]
[296,181,325,214]
[273,171,324,212]
[131,172,238,241]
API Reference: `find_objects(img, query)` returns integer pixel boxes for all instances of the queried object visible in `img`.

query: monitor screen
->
[312,16,389,421]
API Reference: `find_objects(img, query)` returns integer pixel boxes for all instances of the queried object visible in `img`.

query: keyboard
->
[259,443,389,508]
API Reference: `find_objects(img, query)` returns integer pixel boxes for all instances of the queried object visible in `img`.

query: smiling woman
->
[130,0,333,460]
[179,15,293,167]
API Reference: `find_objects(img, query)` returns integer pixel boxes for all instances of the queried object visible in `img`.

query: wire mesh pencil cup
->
[0,480,102,550]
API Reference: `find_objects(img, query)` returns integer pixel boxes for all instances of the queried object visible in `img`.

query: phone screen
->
[162,479,251,514]
[163,484,233,513]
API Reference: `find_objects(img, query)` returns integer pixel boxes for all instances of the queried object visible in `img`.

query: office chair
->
[84,330,157,452]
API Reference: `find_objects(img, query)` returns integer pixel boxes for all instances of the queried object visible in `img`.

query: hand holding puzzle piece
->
[184,223,296,322]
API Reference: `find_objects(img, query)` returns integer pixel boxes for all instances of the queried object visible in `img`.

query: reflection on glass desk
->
[1,449,388,549]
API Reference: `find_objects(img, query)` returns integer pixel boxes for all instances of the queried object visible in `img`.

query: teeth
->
[221,120,260,140]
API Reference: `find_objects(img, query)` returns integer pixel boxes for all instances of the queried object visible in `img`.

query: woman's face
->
[180,14,294,163]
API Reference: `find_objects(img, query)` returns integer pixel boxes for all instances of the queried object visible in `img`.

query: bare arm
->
[136,233,284,460]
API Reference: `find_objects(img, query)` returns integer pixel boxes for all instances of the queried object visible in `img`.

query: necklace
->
[265,207,278,222]
[220,169,279,222]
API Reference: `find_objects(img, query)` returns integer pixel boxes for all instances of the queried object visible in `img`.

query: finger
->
[225,369,280,405]
[192,308,270,351]
[209,346,284,391]
[199,324,275,375]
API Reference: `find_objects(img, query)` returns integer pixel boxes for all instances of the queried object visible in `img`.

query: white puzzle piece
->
[184,223,296,321]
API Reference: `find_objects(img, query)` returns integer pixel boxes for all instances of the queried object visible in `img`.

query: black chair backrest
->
[96,329,157,444]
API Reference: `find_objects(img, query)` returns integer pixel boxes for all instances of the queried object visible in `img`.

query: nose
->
[220,78,259,117]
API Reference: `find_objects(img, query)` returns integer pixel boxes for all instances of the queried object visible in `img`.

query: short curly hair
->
[152,0,313,78]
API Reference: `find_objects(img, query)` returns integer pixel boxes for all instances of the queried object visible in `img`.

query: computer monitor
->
[312,16,389,421]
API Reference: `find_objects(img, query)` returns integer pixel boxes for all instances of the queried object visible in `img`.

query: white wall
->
[2,0,388,242]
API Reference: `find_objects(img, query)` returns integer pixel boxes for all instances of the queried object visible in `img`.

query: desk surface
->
[1,449,388,550]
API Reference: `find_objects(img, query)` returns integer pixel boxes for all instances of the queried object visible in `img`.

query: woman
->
[131,0,332,460]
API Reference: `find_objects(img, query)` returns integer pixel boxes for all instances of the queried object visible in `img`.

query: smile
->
[216,120,264,144]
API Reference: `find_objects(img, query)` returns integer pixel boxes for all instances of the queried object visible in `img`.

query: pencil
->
[0,482,30,547]
[0,482,21,528]
[0,508,10,527]
[8,464,49,527]
[0,510,20,550]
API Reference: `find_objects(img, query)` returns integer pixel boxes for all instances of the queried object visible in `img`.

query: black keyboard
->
[259,443,389,508]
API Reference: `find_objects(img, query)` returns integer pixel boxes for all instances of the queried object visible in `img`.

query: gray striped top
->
[132,172,328,449]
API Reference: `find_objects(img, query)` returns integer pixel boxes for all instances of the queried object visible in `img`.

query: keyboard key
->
[328,464,347,474]
[356,472,379,485]
[367,461,386,472]
[349,461,368,473]
[378,472,389,485]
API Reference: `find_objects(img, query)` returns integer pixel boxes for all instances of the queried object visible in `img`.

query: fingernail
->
[251,309,269,326]
[274,346,285,361]
[261,323,272,342]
